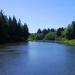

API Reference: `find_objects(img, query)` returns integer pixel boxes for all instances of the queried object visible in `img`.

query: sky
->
[0,0,75,33]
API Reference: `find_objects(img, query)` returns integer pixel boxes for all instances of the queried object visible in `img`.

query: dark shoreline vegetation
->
[0,10,29,44]
[0,10,75,46]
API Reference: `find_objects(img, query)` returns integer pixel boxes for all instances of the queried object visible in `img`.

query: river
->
[0,41,75,75]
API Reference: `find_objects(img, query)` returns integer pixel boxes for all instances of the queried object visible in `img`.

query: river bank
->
[0,39,75,47]
[29,39,75,46]
[57,39,75,46]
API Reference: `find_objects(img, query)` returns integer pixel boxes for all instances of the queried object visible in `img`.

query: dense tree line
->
[29,21,75,41]
[29,28,56,40]
[0,10,29,43]
[1,10,75,42]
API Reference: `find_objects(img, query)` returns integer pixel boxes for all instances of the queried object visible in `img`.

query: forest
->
[0,10,75,45]
[0,10,29,43]
[29,21,75,45]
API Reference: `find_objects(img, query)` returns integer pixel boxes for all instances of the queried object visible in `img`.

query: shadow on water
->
[0,41,75,75]
[0,42,29,52]
[0,42,29,75]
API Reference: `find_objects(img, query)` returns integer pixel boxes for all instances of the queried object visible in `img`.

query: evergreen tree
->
[17,19,23,41]
[42,29,48,35]
[56,27,64,37]
[23,23,29,41]
[37,29,41,33]
[0,10,29,43]
[0,10,8,43]
[50,28,55,32]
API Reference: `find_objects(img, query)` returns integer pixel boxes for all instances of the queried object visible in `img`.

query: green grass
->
[58,39,75,46]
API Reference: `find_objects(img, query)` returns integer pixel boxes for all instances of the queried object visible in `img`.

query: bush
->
[44,32,56,40]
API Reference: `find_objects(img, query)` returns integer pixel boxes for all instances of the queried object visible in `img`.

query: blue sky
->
[0,0,75,33]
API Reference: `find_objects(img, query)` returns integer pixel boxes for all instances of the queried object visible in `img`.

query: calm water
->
[0,41,75,75]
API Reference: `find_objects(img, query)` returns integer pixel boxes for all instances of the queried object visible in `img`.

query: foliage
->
[1,10,75,44]
[0,10,29,43]
[37,28,42,33]
[44,32,56,40]
[65,21,75,39]
[56,27,64,37]
[29,33,44,40]
[29,21,75,43]
[58,39,75,46]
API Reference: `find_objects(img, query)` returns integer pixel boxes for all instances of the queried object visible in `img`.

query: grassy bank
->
[29,37,75,46]
[58,39,75,46]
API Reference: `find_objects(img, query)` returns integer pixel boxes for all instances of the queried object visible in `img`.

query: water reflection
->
[0,42,75,75]
[0,42,29,75]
